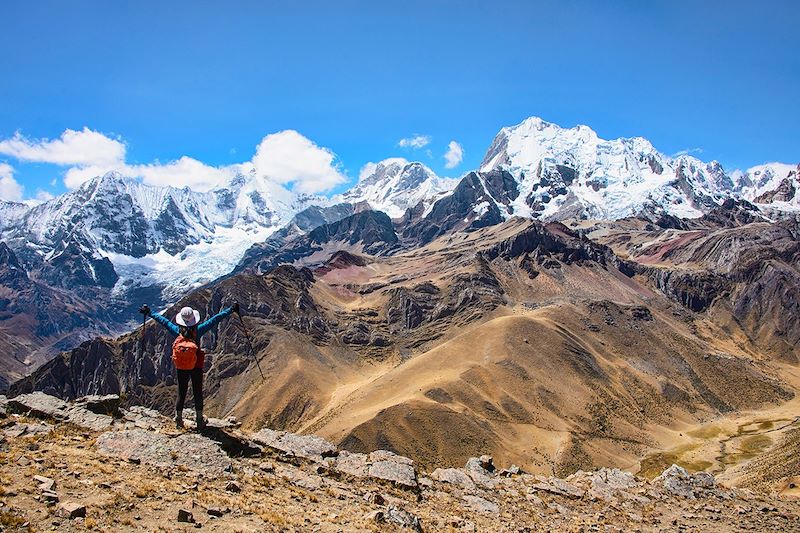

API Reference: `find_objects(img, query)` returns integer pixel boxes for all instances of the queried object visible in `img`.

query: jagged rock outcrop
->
[384,256,505,342]
[0,243,111,391]
[97,429,235,473]
[3,392,800,531]
[615,217,800,359]
[400,170,518,245]
[9,264,331,411]
[641,268,728,312]
[483,221,621,268]
[314,250,368,276]
[237,210,399,274]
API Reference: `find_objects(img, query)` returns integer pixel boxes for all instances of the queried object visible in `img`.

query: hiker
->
[138,302,239,429]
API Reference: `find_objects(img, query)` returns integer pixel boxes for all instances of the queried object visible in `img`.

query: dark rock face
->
[341,321,372,345]
[0,242,28,287]
[700,198,763,228]
[401,170,517,245]
[11,339,120,399]
[37,237,118,289]
[308,210,398,254]
[755,178,796,203]
[629,218,800,359]
[482,221,630,275]
[314,250,368,276]
[642,269,727,312]
[27,175,160,258]
[291,203,356,234]
[10,265,330,410]
[526,162,576,206]
[238,210,398,274]
[672,160,729,211]
[153,196,198,255]
[643,153,664,174]
[0,241,114,391]
[385,256,505,338]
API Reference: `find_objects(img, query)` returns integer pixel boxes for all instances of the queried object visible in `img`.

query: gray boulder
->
[122,405,166,430]
[75,394,121,416]
[385,505,422,531]
[330,449,417,489]
[529,477,585,499]
[331,450,370,476]
[367,450,417,489]
[251,428,337,462]
[7,392,68,420]
[570,468,639,501]
[56,502,86,519]
[463,494,500,513]
[430,468,476,490]
[465,456,496,489]
[8,392,115,431]
[95,429,232,475]
[653,464,718,498]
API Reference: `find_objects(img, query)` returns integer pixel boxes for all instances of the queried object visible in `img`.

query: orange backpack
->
[172,336,202,370]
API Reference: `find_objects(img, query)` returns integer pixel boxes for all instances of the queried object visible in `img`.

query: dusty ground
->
[2,416,800,532]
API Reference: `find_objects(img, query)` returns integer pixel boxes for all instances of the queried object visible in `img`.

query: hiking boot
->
[176,415,184,429]
[195,409,206,430]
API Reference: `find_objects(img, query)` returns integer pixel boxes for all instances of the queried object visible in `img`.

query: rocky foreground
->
[1,393,799,532]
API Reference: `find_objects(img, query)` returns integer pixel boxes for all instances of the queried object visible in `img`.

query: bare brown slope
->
[589,216,800,361]
[12,217,800,481]
[305,305,789,474]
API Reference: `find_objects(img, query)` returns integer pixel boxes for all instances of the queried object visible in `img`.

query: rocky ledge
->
[1,393,799,531]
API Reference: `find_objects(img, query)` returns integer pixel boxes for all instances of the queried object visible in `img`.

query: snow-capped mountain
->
[734,163,799,207]
[337,158,458,218]
[0,170,325,300]
[1,117,796,306]
[479,117,757,221]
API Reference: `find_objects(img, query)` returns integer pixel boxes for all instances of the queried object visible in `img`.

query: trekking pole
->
[236,310,265,380]
[140,309,147,357]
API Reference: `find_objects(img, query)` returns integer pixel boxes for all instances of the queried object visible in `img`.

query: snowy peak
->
[478,116,770,220]
[734,163,800,207]
[338,158,457,218]
[0,169,327,304]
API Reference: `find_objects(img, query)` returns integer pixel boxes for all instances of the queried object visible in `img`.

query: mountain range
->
[3,116,800,498]
[0,116,797,390]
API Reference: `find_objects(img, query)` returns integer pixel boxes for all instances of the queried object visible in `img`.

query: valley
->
[1,116,798,504]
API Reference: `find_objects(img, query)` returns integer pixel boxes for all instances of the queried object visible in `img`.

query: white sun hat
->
[175,306,201,327]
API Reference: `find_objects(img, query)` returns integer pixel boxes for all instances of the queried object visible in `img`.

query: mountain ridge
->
[0,116,797,389]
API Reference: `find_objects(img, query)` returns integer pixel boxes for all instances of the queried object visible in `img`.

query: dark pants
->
[176,368,203,416]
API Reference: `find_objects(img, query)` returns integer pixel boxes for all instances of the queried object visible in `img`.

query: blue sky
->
[0,0,798,202]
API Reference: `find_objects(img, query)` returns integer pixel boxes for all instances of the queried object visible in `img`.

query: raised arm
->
[197,306,234,337]
[149,311,181,336]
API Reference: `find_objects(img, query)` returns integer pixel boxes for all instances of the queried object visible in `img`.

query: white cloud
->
[133,157,235,191]
[359,162,378,182]
[63,165,117,189]
[62,157,236,192]
[398,135,431,149]
[673,147,704,157]
[444,140,464,169]
[1,127,348,195]
[0,127,125,167]
[251,130,346,193]
[34,189,55,202]
[22,189,57,207]
[0,163,24,202]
